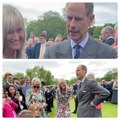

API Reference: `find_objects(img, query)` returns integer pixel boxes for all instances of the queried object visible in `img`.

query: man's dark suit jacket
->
[105,37,114,46]
[33,43,41,58]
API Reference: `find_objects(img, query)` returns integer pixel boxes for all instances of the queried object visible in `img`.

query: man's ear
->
[88,14,95,28]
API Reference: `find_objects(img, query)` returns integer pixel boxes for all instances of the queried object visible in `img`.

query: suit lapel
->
[80,36,97,58]
[56,39,72,58]
[36,43,41,58]
[77,78,87,99]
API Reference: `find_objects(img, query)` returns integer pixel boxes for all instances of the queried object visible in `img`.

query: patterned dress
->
[25,89,47,117]
[56,88,72,117]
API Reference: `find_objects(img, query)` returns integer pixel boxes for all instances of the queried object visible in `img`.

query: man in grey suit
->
[76,65,110,117]
[44,3,117,58]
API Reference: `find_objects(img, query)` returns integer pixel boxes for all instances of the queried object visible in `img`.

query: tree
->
[26,11,67,39]
[26,66,55,85]
[96,68,117,82]
[67,77,77,86]
[14,72,25,82]
[93,26,103,39]
[89,26,96,37]
[102,68,117,81]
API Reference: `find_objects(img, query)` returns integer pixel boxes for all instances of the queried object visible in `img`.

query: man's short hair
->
[13,77,20,81]
[4,73,13,79]
[81,65,87,72]
[66,3,94,17]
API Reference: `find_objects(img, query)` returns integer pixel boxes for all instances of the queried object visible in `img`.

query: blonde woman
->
[56,79,72,117]
[3,4,26,58]
[25,77,47,117]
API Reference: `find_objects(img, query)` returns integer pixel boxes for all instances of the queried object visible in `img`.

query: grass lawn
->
[48,98,118,118]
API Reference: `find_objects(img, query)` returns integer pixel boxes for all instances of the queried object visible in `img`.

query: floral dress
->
[56,88,72,117]
[25,89,47,117]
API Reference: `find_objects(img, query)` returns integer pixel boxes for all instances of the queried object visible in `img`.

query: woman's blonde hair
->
[3,4,26,58]
[31,77,41,86]
[58,79,67,93]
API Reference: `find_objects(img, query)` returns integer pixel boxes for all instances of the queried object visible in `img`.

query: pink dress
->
[3,99,18,118]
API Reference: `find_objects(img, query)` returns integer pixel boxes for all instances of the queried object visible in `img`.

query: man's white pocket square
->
[82,90,87,93]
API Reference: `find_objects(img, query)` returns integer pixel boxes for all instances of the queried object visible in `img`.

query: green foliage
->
[89,26,96,36]
[26,11,66,40]
[96,68,117,82]
[26,66,54,85]
[3,76,6,84]
[67,77,77,86]
[89,23,115,39]
[92,26,103,39]
[103,23,115,28]
[26,9,115,40]
[102,68,117,81]
[14,72,25,82]
[96,78,102,82]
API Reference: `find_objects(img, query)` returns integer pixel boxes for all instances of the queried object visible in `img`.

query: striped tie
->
[74,44,81,59]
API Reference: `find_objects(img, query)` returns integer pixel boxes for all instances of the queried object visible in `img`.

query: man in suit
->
[76,65,110,117]
[100,26,114,46]
[33,34,46,59]
[44,3,117,59]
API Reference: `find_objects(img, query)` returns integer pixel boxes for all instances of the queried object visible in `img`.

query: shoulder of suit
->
[90,38,115,50]
[86,78,97,85]
[46,39,69,49]
[35,42,41,47]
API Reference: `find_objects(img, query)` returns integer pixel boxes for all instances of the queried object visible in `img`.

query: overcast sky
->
[3,60,117,80]
[3,2,118,26]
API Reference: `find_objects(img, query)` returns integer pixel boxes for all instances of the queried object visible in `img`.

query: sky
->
[3,60,117,80]
[3,2,118,26]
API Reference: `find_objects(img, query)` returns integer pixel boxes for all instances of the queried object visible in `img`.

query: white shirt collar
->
[70,33,89,49]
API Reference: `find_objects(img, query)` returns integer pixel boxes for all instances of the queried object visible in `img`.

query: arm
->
[9,100,18,109]
[90,80,110,106]
[25,90,32,108]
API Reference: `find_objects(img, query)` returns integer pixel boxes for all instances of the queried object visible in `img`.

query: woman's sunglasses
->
[33,86,39,89]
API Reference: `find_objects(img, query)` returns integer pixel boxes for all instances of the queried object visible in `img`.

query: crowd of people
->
[2,2,118,118]
[2,65,118,118]
[3,73,56,117]
[3,3,117,59]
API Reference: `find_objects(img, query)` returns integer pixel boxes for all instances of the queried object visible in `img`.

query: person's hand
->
[39,104,43,110]
[90,101,96,107]
[6,97,13,103]
[6,97,11,101]
[60,104,66,109]
[34,110,40,117]
[15,94,20,100]
[3,98,6,106]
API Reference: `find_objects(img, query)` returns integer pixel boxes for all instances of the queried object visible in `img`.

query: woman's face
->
[4,21,25,51]
[60,83,66,91]
[9,86,16,95]
[32,83,40,92]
